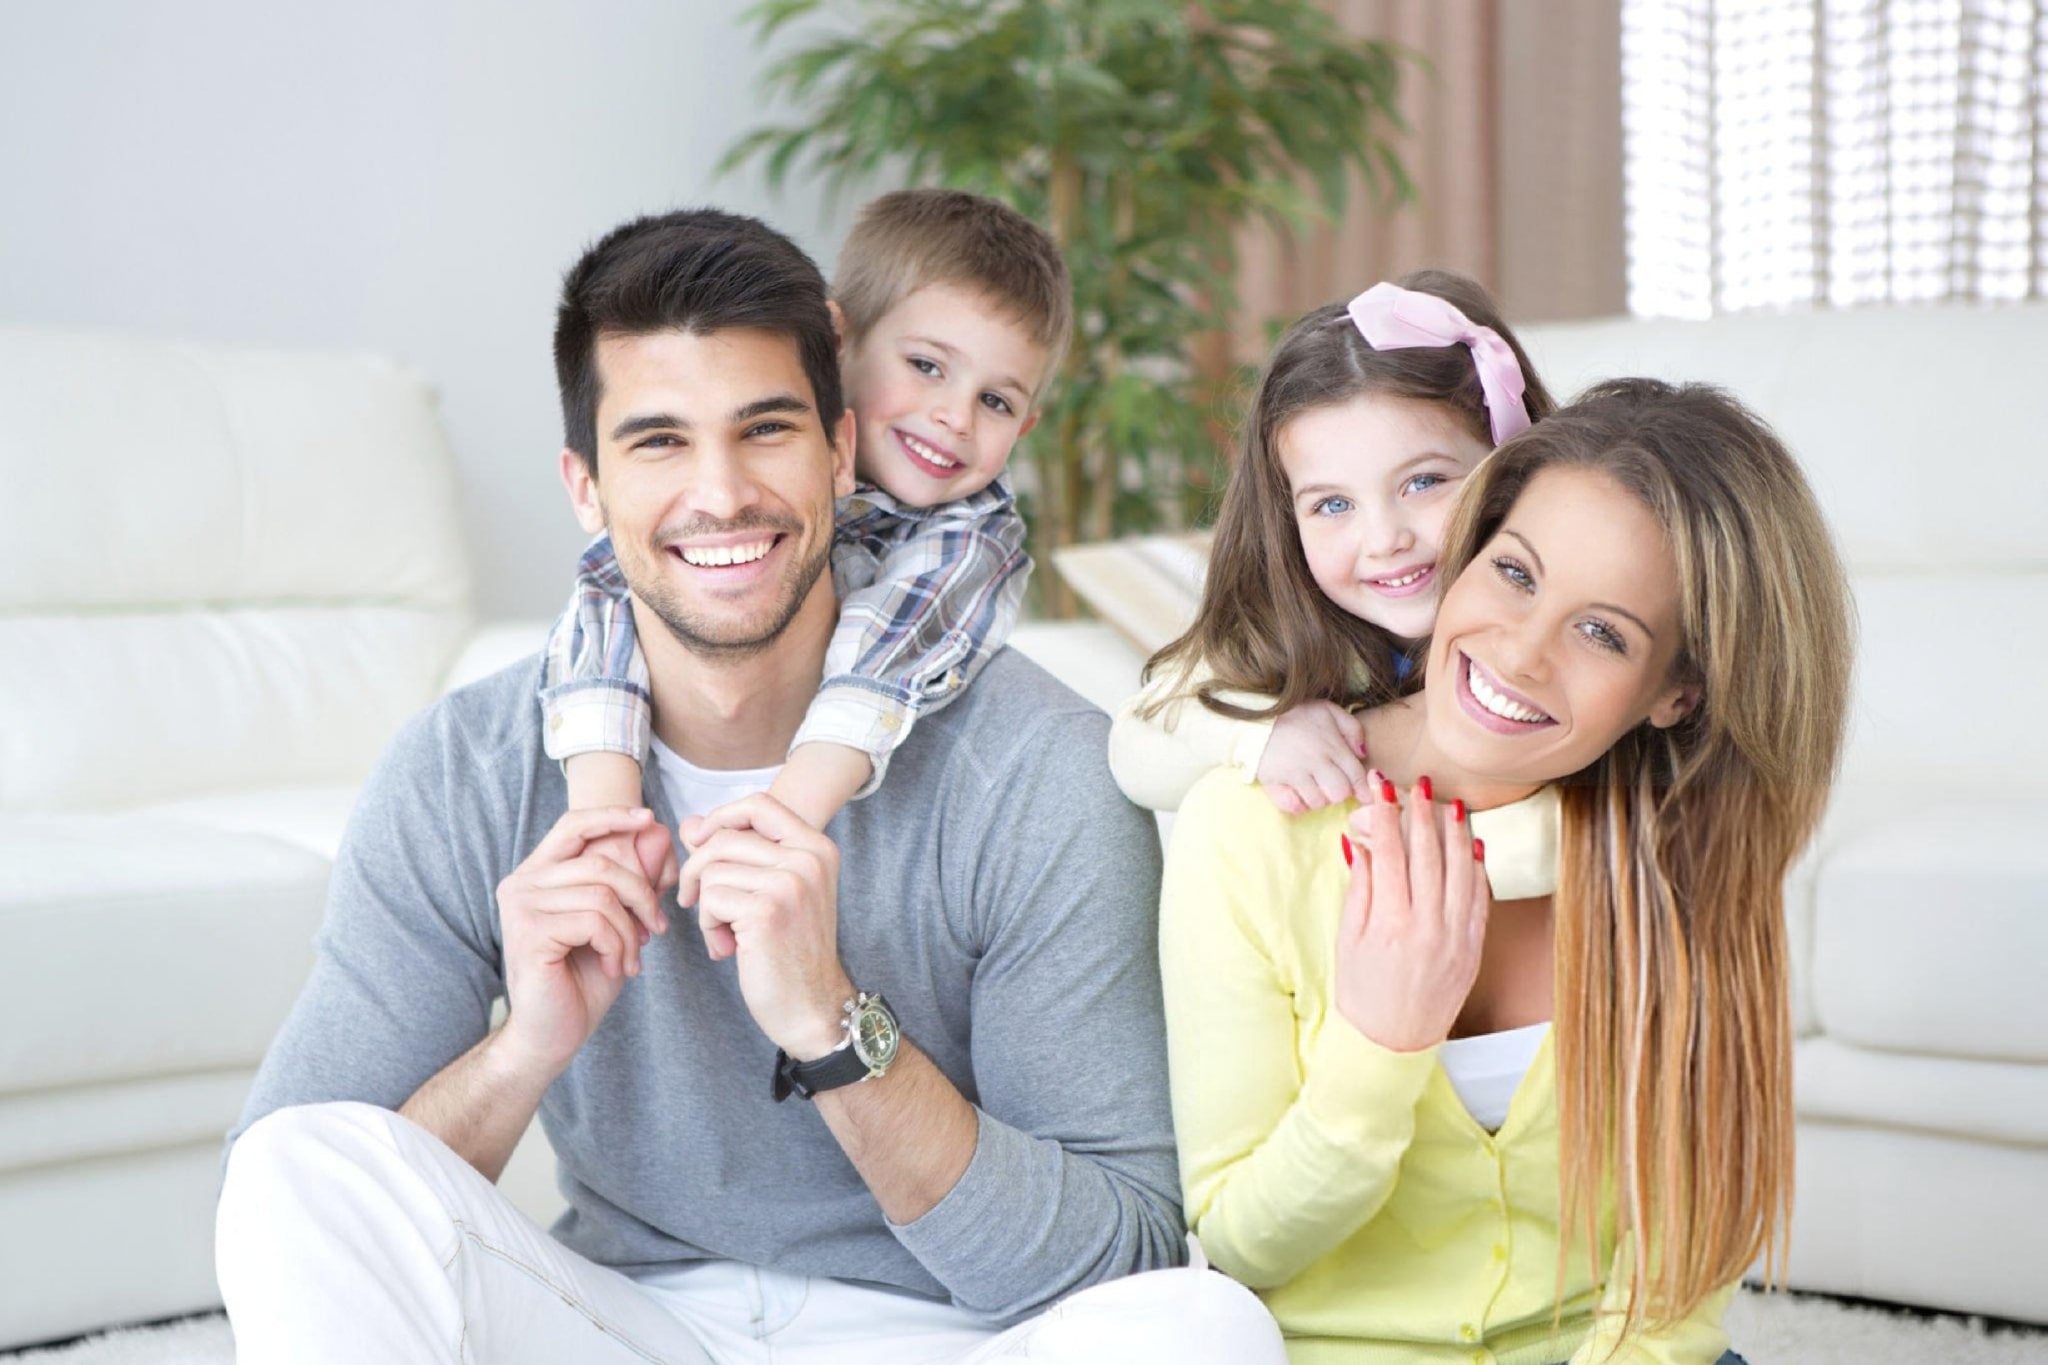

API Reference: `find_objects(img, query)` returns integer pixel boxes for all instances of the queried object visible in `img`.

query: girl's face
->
[1424,465,1700,786]
[1278,394,1493,644]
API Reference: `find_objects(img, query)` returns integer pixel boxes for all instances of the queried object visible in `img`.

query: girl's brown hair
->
[1433,379,1855,1338]
[1143,269,1556,718]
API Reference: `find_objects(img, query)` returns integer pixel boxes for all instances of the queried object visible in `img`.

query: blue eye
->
[1311,495,1354,516]
[1402,472,1449,496]
[1579,619,1628,655]
[1491,555,1534,591]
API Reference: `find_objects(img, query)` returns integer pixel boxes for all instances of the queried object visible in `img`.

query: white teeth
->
[1468,659,1551,724]
[680,539,773,567]
[1374,566,1430,588]
[901,432,960,468]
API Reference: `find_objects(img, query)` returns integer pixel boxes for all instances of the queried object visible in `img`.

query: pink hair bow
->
[1346,282,1532,446]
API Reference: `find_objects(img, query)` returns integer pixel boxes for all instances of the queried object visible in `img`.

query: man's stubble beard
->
[620,521,835,662]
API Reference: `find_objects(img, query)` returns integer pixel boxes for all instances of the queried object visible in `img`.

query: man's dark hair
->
[554,208,844,468]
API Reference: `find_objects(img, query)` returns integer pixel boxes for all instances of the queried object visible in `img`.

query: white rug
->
[8,1292,2047,1363]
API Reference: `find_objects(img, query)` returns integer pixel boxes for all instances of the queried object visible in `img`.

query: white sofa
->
[0,329,477,1348]
[1,303,2043,1349]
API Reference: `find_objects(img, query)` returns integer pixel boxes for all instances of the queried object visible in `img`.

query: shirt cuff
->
[540,679,653,763]
[789,679,917,797]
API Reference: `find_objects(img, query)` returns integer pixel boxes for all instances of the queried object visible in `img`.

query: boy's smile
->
[839,282,1051,506]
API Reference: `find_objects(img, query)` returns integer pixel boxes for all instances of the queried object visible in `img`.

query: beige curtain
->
[1229,0,1624,357]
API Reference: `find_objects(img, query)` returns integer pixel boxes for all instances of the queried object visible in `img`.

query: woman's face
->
[1278,394,1493,645]
[1424,465,1700,786]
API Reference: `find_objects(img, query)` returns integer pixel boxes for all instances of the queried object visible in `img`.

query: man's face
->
[561,328,855,658]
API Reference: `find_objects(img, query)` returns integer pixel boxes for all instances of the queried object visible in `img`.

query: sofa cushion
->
[1810,801,2048,1062]
[0,1067,254,1174]
[1796,1037,2048,1147]
[0,329,473,811]
[0,813,326,1093]
[140,784,362,863]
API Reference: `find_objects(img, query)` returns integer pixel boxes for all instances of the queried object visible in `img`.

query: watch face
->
[851,999,900,1071]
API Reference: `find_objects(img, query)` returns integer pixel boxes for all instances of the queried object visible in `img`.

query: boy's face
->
[838,282,1053,506]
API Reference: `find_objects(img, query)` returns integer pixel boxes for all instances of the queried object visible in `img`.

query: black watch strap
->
[773,1043,869,1102]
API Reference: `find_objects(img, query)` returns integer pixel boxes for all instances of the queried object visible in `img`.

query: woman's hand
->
[1333,772,1491,1052]
[1256,701,1372,814]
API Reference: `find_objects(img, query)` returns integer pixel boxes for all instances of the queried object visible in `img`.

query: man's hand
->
[677,794,855,1062]
[496,806,672,1077]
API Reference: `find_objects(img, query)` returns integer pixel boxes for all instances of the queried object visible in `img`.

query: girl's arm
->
[1159,774,1438,1288]
[1107,663,1278,812]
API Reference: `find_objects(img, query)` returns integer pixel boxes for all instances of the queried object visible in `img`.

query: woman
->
[1161,379,1854,1363]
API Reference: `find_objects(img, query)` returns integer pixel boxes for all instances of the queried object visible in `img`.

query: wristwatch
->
[772,991,901,1101]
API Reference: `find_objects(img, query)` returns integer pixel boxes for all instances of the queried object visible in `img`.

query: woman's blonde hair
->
[1143,269,1556,718]
[1433,378,1856,1337]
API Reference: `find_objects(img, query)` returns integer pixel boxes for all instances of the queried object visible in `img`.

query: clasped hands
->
[494,795,853,1077]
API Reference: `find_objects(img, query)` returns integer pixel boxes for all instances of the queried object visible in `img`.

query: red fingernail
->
[1341,834,1354,866]
[1418,776,1433,802]
[1452,799,1466,825]
[1380,779,1397,804]
[1473,838,1486,861]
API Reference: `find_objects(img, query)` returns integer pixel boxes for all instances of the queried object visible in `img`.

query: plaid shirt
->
[539,478,1030,797]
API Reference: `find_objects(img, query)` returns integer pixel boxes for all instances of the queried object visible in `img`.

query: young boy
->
[540,189,1071,839]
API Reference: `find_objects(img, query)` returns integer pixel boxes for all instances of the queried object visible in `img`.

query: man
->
[214,208,1282,1364]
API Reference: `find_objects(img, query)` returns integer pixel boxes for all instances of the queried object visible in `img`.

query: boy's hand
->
[1256,701,1372,814]
[565,750,678,891]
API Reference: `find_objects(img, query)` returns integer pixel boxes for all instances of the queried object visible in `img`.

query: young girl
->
[1109,270,1557,817]
[1161,380,1853,1362]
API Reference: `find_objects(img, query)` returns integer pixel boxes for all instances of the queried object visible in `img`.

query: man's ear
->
[1648,681,1702,730]
[827,299,848,355]
[559,448,607,536]
[832,408,859,499]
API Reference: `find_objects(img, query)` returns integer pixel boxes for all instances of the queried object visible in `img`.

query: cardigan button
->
[1460,1323,1479,1342]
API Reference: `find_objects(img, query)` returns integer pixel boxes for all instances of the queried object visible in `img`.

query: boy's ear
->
[827,299,848,353]
[1018,410,1041,441]
[559,448,607,536]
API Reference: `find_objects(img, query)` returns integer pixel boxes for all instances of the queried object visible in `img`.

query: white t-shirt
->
[649,737,782,823]
[1439,1022,1550,1133]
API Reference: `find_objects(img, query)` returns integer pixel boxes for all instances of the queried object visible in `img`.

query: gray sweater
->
[226,648,1183,1323]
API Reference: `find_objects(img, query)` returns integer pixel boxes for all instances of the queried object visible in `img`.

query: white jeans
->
[217,1102,1286,1364]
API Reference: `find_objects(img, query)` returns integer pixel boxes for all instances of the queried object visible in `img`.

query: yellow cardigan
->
[1159,770,1736,1365]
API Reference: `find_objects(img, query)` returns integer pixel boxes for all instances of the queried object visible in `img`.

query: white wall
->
[0,0,846,618]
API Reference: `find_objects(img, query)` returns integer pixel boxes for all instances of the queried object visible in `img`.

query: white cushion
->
[1783,1121,2048,1323]
[0,1067,252,1174]
[1520,304,2048,571]
[1836,572,2048,790]
[0,328,475,811]
[1810,801,2048,1062]
[0,605,466,811]
[141,784,363,863]
[1796,1037,2048,1147]
[0,813,325,1093]
[0,328,470,611]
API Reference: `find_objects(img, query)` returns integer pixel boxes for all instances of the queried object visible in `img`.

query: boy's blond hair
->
[835,189,1074,398]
